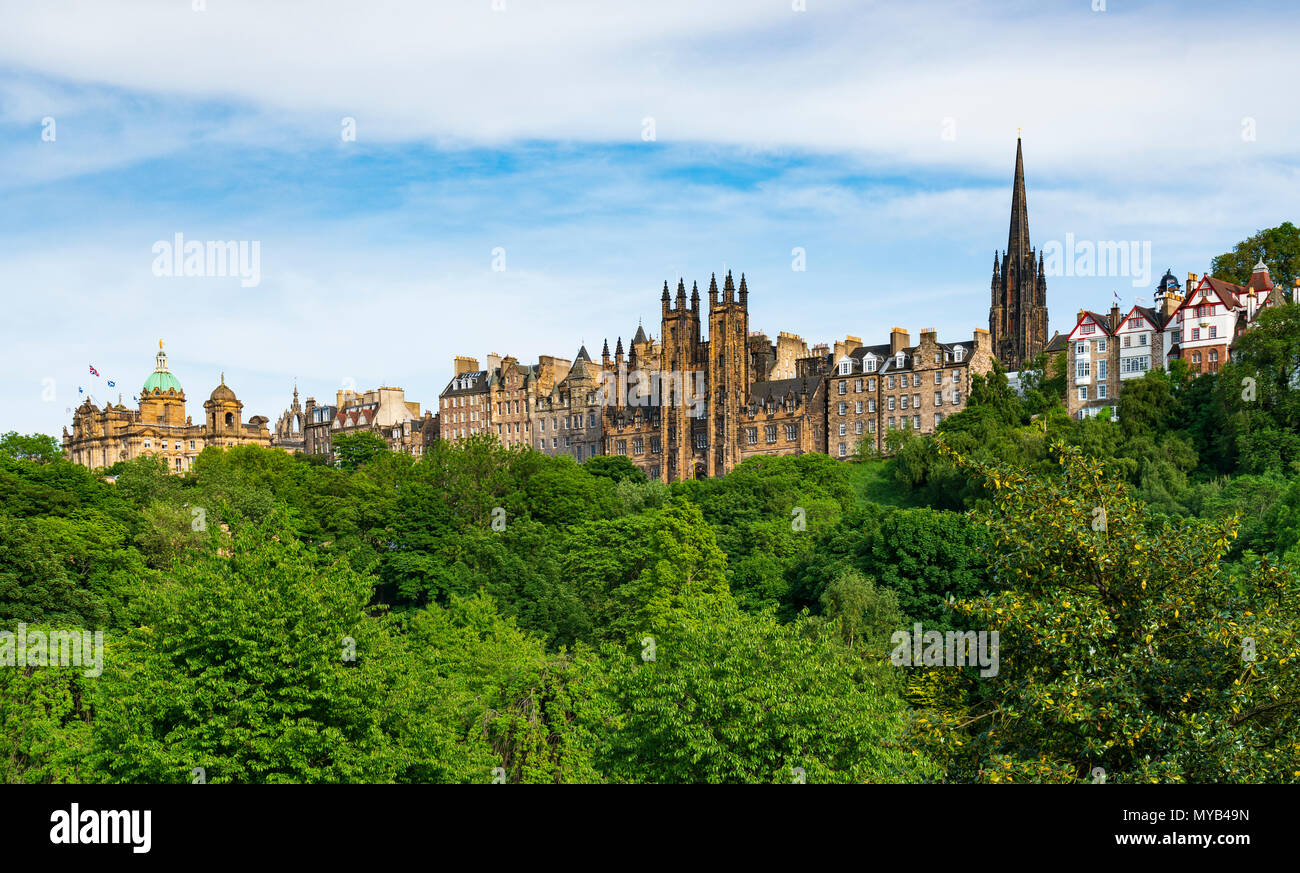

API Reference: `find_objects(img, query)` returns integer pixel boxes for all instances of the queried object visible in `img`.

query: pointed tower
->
[989,137,1050,370]
[660,276,703,482]
[706,269,749,478]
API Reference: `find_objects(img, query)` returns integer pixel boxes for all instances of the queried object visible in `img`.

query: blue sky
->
[2,0,1298,437]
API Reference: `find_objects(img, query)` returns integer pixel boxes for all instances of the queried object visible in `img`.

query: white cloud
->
[1,0,1296,176]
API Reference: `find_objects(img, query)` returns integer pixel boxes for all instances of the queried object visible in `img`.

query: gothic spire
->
[1007,136,1031,259]
[661,281,670,302]
[723,270,735,302]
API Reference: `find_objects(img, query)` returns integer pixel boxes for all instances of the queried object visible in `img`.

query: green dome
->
[142,346,182,395]
[143,370,183,394]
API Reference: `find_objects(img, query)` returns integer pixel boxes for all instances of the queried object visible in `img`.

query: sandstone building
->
[301,385,427,457]
[826,327,994,458]
[600,272,827,481]
[62,343,271,472]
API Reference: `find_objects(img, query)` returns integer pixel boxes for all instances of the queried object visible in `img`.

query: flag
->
[107,380,115,387]
[89,364,99,377]
[78,386,84,394]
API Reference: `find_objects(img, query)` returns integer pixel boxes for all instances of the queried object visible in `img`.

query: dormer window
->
[865,357,877,372]
[895,352,904,368]
[954,347,964,362]
[838,361,851,375]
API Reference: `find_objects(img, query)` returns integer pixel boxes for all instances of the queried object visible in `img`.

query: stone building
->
[826,327,994,458]
[1169,261,1285,375]
[601,271,827,481]
[532,346,603,462]
[270,383,305,453]
[62,343,271,473]
[437,357,491,443]
[1064,307,1125,421]
[490,353,571,451]
[301,385,424,457]
[989,137,1050,371]
[1064,263,1286,420]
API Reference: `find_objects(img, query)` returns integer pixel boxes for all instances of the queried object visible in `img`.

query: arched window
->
[225,412,234,427]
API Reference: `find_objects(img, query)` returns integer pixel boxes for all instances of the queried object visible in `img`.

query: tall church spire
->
[989,136,1049,371]
[1007,136,1031,259]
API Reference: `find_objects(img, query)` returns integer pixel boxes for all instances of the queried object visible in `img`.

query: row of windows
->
[143,439,197,451]
[835,348,965,376]
[1078,385,1108,401]
[836,370,963,395]
[1076,360,1109,380]
[615,436,665,456]
[836,414,944,456]
[744,424,800,444]
[441,393,482,409]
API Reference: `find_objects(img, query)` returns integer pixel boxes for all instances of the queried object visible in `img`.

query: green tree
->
[1211,221,1300,297]
[332,431,390,470]
[582,454,647,484]
[0,432,60,463]
[819,569,903,653]
[1220,302,1300,474]
[593,598,933,783]
[87,522,408,783]
[914,440,1300,783]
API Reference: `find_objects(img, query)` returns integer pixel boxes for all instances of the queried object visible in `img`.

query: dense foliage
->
[2,303,1297,783]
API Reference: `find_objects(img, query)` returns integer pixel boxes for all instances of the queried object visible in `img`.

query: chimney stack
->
[454,356,479,376]
[889,328,910,355]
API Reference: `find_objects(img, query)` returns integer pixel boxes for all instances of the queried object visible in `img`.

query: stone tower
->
[660,278,702,481]
[706,271,749,477]
[989,137,1050,370]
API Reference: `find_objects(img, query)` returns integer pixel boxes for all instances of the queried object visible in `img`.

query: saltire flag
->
[107,380,115,387]
[78,386,84,394]
[89,364,100,377]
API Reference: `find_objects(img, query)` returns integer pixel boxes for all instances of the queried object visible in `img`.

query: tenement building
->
[989,137,1050,371]
[826,327,993,458]
[62,343,271,473]
[533,346,604,462]
[489,352,571,451]
[301,385,425,457]
[437,357,491,442]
